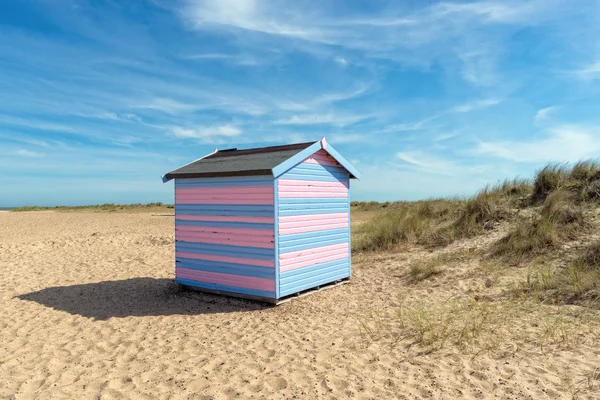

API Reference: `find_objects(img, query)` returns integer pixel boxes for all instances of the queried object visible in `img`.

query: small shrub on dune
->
[570,160,600,182]
[499,178,532,198]
[531,163,569,204]
[492,190,586,261]
[522,241,600,305]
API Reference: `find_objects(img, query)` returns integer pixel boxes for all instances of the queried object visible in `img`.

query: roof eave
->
[271,138,361,180]
[161,148,218,183]
[164,169,274,180]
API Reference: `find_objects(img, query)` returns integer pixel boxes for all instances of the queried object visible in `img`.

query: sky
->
[1,0,600,206]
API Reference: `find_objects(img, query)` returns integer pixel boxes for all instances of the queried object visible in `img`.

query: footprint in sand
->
[266,376,288,391]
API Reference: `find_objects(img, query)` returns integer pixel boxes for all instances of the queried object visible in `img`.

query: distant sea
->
[0,207,14,211]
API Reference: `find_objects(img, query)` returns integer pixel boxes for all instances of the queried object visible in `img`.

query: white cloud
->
[574,61,600,80]
[171,124,242,141]
[15,149,39,157]
[335,57,348,66]
[396,151,459,176]
[186,52,261,66]
[382,115,439,133]
[180,0,325,40]
[534,106,558,123]
[430,1,552,24]
[474,125,600,163]
[274,113,367,126]
[133,98,200,114]
[329,133,368,144]
[451,98,502,113]
[179,0,566,88]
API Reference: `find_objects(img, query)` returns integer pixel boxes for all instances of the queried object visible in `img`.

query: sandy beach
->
[1,211,599,399]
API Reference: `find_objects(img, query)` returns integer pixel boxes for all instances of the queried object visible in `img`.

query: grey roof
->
[164,141,317,179]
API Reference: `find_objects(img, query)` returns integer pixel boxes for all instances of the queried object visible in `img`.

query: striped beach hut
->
[162,138,360,304]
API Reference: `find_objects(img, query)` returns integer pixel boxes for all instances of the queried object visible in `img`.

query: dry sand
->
[1,211,600,399]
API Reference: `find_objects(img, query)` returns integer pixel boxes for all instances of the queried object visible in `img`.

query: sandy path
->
[1,212,599,399]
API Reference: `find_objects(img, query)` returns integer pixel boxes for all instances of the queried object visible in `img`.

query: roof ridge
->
[208,141,317,159]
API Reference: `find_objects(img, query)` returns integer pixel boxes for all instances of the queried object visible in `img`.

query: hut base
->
[177,278,350,305]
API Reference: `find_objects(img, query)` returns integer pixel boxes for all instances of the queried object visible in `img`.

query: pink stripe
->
[176,197,274,205]
[176,215,274,223]
[302,150,340,167]
[279,212,348,223]
[176,232,274,248]
[280,243,348,261]
[278,191,348,198]
[279,222,348,235]
[278,179,349,189]
[176,252,274,267]
[176,225,274,236]
[177,187,273,196]
[277,187,347,195]
[177,268,275,291]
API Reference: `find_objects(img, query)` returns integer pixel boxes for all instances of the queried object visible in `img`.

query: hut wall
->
[174,176,277,298]
[276,150,351,297]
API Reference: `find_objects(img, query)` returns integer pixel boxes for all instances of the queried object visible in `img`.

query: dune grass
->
[352,178,532,252]
[354,159,600,309]
[11,203,174,212]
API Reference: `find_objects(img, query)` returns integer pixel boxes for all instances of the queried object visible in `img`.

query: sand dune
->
[1,211,599,399]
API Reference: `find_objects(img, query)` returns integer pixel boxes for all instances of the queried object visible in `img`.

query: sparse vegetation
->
[353,179,532,252]
[358,298,515,352]
[11,203,174,212]
[354,159,600,350]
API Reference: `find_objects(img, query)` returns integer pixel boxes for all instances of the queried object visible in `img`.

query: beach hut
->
[162,138,360,304]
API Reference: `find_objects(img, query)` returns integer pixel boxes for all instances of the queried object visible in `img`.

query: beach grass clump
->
[352,200,459,251]
[358,299,512,352]
[353,179,531,252]
[492,189,586,262]
[531,161,600,205]
[514,241,600,306]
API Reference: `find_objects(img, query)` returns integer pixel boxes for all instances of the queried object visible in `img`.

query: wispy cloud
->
[185,52,262,66]
[474,125,600,163]
[15,149,39,157]
[451,98,502,113]
[534,106,558,123]
[171,124,242,142]
[574,61,600,80]
[274,113,368,126]
[329,133,368,144]
[396,150,461,176]
[179,0,569,87]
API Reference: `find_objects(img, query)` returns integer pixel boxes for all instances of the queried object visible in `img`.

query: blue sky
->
[1,0,600,206]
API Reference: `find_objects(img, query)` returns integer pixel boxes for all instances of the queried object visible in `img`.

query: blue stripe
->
[176,204,274,217]
[278,228,349,253]
[176,278,276,298]
[280,259,350,297]
[278,198,349,217]
[176,259,274,279]
[281,164,349,182]
[175,176,273,187]
[176,220,274,230]
[176,241,274,260]
[280,258,349,280]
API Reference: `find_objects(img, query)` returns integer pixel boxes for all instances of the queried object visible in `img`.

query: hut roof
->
[162,138,360,181]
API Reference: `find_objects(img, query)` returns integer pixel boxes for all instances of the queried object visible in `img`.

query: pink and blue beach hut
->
[162,138,360,304]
